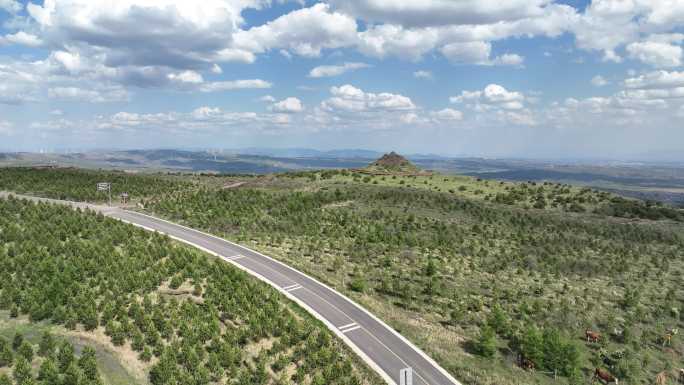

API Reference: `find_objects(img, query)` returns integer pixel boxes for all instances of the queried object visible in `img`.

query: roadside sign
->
[97,182,112,206]
[400,368,412,385]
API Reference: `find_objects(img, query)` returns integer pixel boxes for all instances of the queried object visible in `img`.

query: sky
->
[0,0,683,160]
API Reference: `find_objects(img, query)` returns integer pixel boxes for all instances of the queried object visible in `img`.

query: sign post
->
[97,182,111,206]
[400,368,413,385]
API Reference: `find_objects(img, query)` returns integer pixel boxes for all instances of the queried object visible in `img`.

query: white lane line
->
[225,255,246,260]
[281,279,430,385]
[282,283,301,291]
[284,284,303,292]
[341,325,362,334]
[338,322,358,331]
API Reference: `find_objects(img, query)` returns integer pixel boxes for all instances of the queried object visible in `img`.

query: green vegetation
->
[0,196,378,385]
[0,168,189,203]
[146,170,683,385]
[1,166,683,385]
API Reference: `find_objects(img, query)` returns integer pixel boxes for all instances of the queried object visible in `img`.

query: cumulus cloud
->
[450,84,537,126]
[309,62,370,78]
[572,2,684,66]
[0,0,21,14]
[329,0,558,28]
[234,3,358,58]
[624,70,684,89]
[198,79,272,92]
[25,0,262,68]
[0,120,13,136]
[269,97,304,113]
[0,31,43,47]
[413,70,433,79]
[430,108,463,122]
[451,84,526,110]
[321,84,416,113]
[591,75,609,87]
[48,86,129,103]
[626,38,683,68]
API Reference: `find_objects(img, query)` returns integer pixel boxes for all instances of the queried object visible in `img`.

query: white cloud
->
[0,120,13,136]
[197,79,272,93]
[440,42,524,66]
[413,70,433,80]
[168,70,204,84]
[322,84,416,113]
[0,0,21,14]
[624,70,684,89]
[451,84,526,110]
[259,95,276,103]
[329,0,560,28]
[572,2,684,65]
[0,31,43,47]
[626,40,682,68]
[591,75,609,87]
[48,86,129,103]
[25,0,264,68]
[430,108,463,121]
[269,97,304,113]
[211,64,223,74]
[234,3,358,58]
[50,109,64,116]
[357,24,440,61]
[309,62,370,78]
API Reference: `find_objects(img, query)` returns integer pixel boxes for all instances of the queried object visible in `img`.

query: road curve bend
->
[0,192,461,385]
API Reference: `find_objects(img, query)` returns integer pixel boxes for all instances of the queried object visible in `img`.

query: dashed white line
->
[341,325,362,333]
[284,284,303,292]
[338,322,358,331]
[225,254,246,260]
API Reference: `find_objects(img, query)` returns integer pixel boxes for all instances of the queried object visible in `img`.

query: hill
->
[362,151,430,175]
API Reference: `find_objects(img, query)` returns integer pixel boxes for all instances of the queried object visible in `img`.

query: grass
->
[146,170,684,385]
[0,311,142,385]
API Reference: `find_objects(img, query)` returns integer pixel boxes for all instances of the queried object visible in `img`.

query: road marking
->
[284,284,303,292]
[282,283,300,290]
[338,322,358,331]
[341,325,362,333]
[225,255,246,260]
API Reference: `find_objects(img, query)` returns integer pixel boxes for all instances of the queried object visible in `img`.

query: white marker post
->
[97,182,111,206]
[400,368,413,385]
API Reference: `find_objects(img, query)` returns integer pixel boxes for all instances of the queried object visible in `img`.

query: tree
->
[39,331,56,357]
[487,305,509,336]
[519,326,544,367]
[0,374,11,385]
[0,337,13,367]
[58,341,75,372]
[475,325,497,358]
[78,347,103,384]
[38,358,60,385]
[13,357,33,385]
[62,362,84,385]
[17,341,34,362]
[12,333,23,351]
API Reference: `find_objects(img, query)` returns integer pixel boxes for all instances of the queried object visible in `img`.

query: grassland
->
[0,196,381,385]
[1,167,683,385]
[146,170,684,385]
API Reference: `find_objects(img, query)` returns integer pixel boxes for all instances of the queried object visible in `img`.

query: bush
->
[475,325,497,357]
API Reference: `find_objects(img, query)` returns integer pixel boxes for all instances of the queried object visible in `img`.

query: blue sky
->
[1,0,683,160]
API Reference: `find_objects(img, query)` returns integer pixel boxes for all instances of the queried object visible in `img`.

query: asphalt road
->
[0,192,460,385]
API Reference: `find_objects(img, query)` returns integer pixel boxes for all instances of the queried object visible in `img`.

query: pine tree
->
[78,347,103,384]
[13,357,33,384]
[0,337,13,367]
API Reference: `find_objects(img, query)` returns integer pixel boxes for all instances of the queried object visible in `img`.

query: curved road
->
[1,193,461,385]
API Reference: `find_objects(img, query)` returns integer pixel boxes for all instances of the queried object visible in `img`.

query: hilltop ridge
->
[360,151,432,175]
